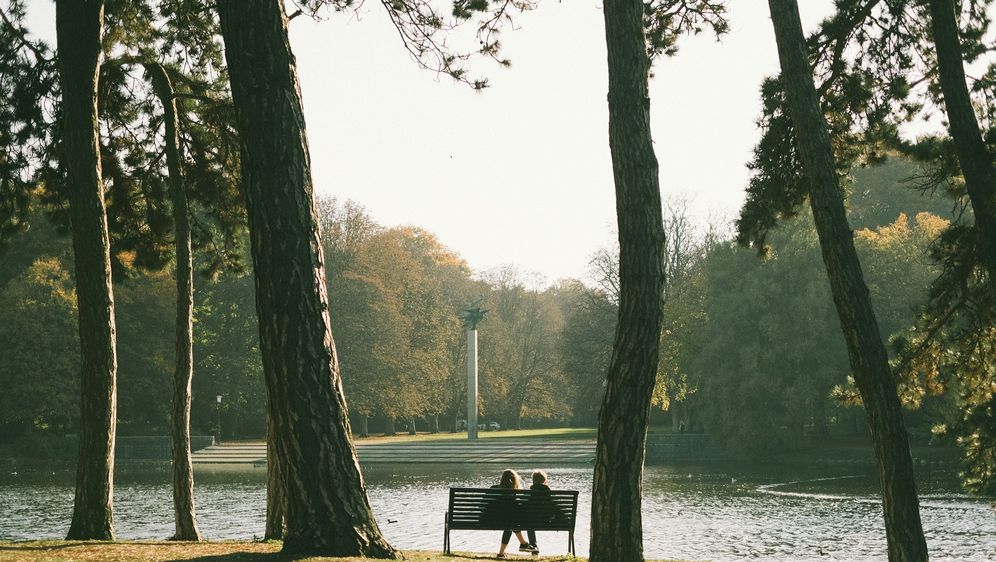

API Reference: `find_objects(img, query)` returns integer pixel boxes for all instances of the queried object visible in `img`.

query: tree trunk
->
[408,417,416,436]
[146,62,202,542]
[429,414,438,434]
[265,411,285,541]
[766,2,928,561]
[57,0,118,541]
[927,0,996,282]
[590,0,666,560]
[385,417,396,436]
[215,1,396,557]
[360,415,369,438]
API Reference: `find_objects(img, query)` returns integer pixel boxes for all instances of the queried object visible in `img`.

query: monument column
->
[459,298,487,441]
[467,327,478,440]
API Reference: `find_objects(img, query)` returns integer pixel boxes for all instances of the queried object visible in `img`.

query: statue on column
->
[459,295,488,330]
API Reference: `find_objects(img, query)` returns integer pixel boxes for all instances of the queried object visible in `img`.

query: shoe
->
[496,554,507,559]
[519,543,538,553]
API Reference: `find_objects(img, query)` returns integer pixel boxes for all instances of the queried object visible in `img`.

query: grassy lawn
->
[0,541,690,562]
[349,427,596,444]
[225,428,598,445]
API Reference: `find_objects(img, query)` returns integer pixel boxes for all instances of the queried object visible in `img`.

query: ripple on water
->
[1,464,993,561]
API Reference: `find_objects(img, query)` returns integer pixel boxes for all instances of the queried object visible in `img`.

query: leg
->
[514,530,527,545]
[527,529,537,546]
[499,529,512,556]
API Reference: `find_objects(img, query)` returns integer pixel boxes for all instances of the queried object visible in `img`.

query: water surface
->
[0,463,992,561]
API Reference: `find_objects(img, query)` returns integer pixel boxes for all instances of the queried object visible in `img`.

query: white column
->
[467,328,478,440]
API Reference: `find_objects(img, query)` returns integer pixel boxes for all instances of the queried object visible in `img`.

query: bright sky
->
[288,1,836,283]
[23,1,841,283]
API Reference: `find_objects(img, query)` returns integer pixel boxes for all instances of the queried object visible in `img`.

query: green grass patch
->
[226,428,597,445]
[351,427,596,444]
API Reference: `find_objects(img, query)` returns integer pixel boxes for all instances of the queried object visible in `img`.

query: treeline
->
[1,156,975,458]
[0,195,606,448]
[668,158,959,453]
[578,157,973,457]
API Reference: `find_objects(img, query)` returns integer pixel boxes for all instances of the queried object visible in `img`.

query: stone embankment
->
[191,439,597,465]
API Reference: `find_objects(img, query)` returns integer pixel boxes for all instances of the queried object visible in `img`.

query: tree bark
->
[265,411,286,541]
[360,415,369,438]
[408,417,416,436]
[767,2,928,561]
[215,1,396,556]
[385,417,396,436]
[589,1,666,560]
[57,0,118,541]
[927,0,996,282]
[147,62,202,542]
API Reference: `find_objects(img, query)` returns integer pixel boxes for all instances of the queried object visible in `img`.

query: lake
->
[0,462,993,561]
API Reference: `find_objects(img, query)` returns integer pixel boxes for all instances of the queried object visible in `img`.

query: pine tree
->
[215,1,397,556]
[590,2,725,561]
[765,1,927,559]
[55,0,119,541]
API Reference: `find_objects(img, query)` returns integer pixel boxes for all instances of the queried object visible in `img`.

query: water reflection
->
[0,463,992,561]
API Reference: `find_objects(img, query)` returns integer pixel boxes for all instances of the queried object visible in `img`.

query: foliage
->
[557,279,615,426]
[0,0,54,251]
[0,255,79,434]
[712,156,963,456]
[737,0,995,491]
[0,0,246,275]
[478,266,568,427]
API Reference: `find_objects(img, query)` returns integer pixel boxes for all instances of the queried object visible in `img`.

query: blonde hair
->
[499,469,522,489]
[532,470,548,485]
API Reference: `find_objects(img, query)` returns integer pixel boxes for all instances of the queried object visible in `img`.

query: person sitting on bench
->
[524,470,553,554]
[491,469,537,557]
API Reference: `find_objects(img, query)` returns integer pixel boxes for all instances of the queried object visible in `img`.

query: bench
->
[443,487,579,555]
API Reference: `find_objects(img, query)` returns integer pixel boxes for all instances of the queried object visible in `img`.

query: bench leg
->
[569,530,575,556]
[443,513,450,555]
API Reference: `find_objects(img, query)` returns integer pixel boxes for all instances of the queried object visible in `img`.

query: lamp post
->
[216,395,223,445]
[459,297,487,441]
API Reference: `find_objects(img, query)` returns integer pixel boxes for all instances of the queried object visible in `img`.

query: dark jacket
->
[484,483,519,525]
[528,483,560,523]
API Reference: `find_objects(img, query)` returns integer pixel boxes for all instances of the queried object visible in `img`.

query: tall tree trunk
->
[265,411,285,541]
[767,2,928,560]
[57,0,118,541]
[215,1,396,556]
[385,417,396,436]
[927,0,996,282]
[147,62,202,542]
[408,417,416,436]
[590,0,666,560]
[360,415,369,438]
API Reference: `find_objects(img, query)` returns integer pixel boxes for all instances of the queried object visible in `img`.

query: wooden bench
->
[443,487,579,555]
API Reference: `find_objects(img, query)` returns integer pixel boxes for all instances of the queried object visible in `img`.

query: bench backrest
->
[446,487,579,531]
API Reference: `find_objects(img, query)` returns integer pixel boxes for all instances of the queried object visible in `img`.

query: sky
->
[22,1,842,283]
[287,1,837,283]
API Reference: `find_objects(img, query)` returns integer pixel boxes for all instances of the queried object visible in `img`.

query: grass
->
[0,541,689,562]
[225,428,598,446]
[342,427,596,444]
